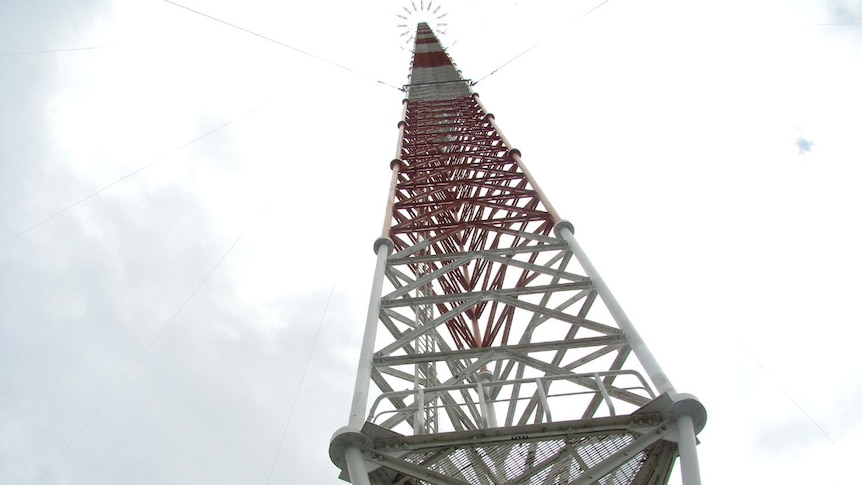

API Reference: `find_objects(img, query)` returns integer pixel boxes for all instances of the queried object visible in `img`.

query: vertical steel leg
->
[344,447,372,485]
[677,414,702,485]
[478,371,497,428]
[348,238,393,429]
[555,221,675,396]
[414,389,425,435]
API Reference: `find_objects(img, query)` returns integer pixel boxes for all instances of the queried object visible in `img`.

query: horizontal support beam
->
[387,242,569,266]
[382,282,593,308]
[374,335,627,366]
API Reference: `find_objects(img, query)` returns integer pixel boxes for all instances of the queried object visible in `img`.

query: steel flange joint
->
[329,426,372,470]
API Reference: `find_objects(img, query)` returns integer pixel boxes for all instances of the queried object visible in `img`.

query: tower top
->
[397,1,448,42]
[406,23,470,101]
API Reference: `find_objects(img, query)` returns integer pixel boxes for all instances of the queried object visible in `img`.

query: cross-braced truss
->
[330,22,705,485]
[376,91,654,426]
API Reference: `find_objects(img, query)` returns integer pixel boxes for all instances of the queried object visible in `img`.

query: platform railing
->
[368,369,655,432]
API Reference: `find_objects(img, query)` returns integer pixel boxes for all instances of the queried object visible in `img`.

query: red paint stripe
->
[413,51,451,68]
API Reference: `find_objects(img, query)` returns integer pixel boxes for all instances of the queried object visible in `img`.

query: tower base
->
[331,393,705,485]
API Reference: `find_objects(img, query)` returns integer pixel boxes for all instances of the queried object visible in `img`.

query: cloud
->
[796,136,814,155]
[827,0,862,24]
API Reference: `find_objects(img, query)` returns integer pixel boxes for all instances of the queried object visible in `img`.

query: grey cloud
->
[1,234,361,484]
[0,0,113,237]
[0,3,360,481]
[826,0,862,23]
[0,1,111,53]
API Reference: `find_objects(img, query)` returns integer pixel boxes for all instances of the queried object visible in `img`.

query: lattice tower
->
[331,23,707,485]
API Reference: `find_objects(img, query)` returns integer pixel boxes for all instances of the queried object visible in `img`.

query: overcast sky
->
[2,0,861,484]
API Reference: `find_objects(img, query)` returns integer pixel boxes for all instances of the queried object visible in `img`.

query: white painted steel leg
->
[349,237,394,429]
[555,221,676,396]
[344,446,372,485]
[478,371,498,428]
[677,414,702,485]
[414,389,425,435]
[476,381,490,428]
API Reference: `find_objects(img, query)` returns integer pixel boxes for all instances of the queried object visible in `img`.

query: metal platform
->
[332,393,704,485]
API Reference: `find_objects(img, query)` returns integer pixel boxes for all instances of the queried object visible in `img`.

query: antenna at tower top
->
[396,0,448,44]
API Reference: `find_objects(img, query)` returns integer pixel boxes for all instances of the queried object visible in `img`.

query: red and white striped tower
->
[330,23,706,485]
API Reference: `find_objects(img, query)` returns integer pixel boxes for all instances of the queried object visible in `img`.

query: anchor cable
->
[264,284,336,484]
[164,0,402,91]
